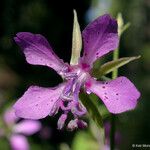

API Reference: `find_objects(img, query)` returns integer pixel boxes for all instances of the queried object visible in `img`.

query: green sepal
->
[92,56,141,79]
[70,10,82,65]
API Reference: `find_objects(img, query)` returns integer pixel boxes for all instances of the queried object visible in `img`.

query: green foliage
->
[80,93,105,143]
[19,1,48,31]
[0,138,10,150]
[72,131,99,150]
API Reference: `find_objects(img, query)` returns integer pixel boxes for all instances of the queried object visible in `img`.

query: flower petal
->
[87,77,140,114]
[14,32,68,74]
[81,14,119,68]
[3,108,19,125]
[13,83,65,119]
[13,120,41,136]
[10,134,29,150]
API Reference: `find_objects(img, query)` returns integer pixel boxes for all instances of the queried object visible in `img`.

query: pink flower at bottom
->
[1,108,41,150]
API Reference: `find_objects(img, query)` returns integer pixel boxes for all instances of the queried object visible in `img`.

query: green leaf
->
[121,22,130,35]
[72,131,99,150]
[89,120,105,149]
[70,10,82,65]
[80,93,105,143]
[0,138,10,150]
[92,56,141,79]
[60,143,70,150]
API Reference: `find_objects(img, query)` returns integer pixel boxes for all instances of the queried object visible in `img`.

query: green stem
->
[111,47,119,150]
[112,48,119,79]
[110,13,130,150]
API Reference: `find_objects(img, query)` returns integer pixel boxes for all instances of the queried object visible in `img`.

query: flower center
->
[62,65,90,100]
[52,65,89,130]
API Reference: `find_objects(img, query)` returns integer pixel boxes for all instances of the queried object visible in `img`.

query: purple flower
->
[1,108,41,150]
[13,14,140,130]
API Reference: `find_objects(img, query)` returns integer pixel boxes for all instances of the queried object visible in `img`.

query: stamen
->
[60,94,72,101]
[67,119,78,131]
[58,64,69,76]
[49,100,60,116]
[57,114,68,130]
[71,101,87,117]
[61,79,76,101]
[73,82,81,101]
[77,120,87,129]
[63,72,77,79]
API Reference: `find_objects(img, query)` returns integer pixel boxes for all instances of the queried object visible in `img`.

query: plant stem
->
[110,48,119,150]
[112,48,119,79]
[110,13,130,149]
[110,114,115,150]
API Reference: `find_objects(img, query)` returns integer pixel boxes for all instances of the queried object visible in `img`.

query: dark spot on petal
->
[51,99,53,102]
[116,93,119,95]
[105,82,108,84]
[35,104,38,106]
[97,31,100,35]
[84,53,87,56]
[104,92,107,95]
[102,86,105,89]
[96,52,99,55]
[104,96,108,99]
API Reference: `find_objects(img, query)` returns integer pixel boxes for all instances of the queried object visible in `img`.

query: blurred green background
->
[0,0,149,149]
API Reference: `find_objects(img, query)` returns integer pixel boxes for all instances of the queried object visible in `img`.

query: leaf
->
[121,22,130,35]
[0,138,10,150]
[80,93,105,143]
[60,143,70,150]
[72,131,99,150]
[70,10,82,65]
[92,56,141,79]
